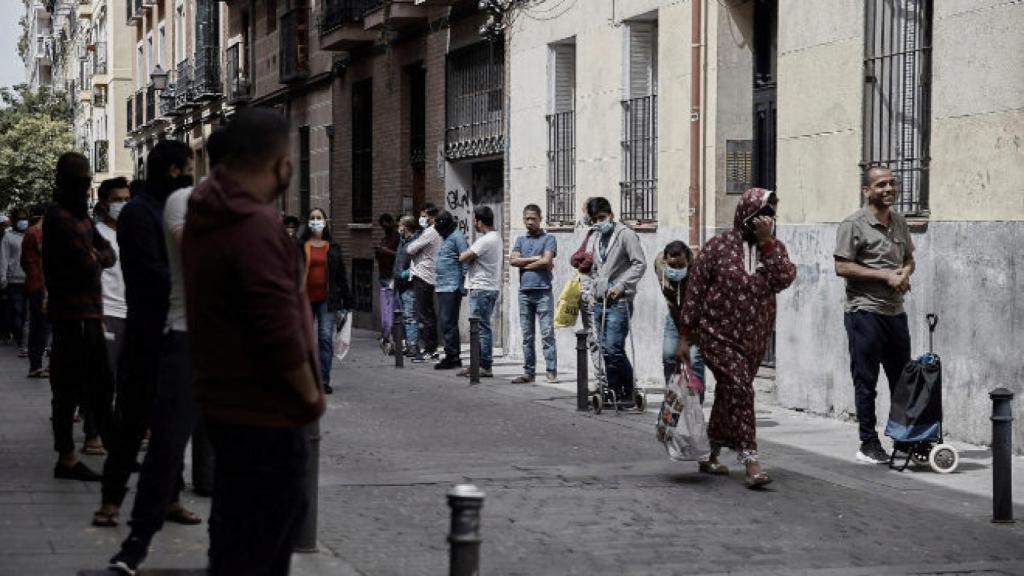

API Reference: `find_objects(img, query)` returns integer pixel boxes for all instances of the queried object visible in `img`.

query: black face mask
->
[170,175,194,191]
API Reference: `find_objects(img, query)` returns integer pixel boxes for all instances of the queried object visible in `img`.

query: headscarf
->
[734,188,776,275]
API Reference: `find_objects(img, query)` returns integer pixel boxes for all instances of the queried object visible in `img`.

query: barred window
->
[299,126,310,218]
[546,41,575,226]
[445,41,504,160]
[620,21,658,224]
[863,0,933,215]
[352,78,373,223]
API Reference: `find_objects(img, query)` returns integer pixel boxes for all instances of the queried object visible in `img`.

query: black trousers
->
[5,283,26,348]
[49,319,114,456]
[128,330,197,542]
[413,276,437,354]
[101,323,163,506]
[27,290,49,372]
[844,311,911,443]
[207,422,308,576]
[436,291,463,360]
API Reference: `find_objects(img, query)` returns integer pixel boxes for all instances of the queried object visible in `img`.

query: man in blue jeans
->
[459,206,502,378]
[511,204,557,383]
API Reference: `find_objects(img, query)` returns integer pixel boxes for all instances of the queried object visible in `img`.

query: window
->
[175,4,185,63]
[408,64,426,166]
[445,42,504,159]
[862,0,932,216]
[157,23,165,66]
[146,33,153,78]
[546,41,575,225]
[299,126,311,219]
[352,258,374,312]
[352,79,373,223]
[136,42,145,88]
[267,0,277,33]
[620,21,658,223]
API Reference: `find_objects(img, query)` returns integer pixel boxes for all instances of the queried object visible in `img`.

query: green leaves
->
[0,113,74,210]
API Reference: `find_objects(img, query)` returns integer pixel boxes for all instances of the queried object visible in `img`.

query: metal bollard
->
[191,418,215,496]
[575,329,589,411]
[990,387,1015,524]
[294,421,321,552]
[469,316,480,384]
[448,484,484,576]
[393,308,404,368]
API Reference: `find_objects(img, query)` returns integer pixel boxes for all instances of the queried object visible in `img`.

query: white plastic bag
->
[655,367,711,462]
[333,312,352,362]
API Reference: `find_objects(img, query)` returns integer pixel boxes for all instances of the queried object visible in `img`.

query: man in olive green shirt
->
[834,165,916,465]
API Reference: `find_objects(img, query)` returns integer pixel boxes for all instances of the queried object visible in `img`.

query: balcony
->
[126,0,140,23]
[363,0,426,31]
[134,88,143,129]
[93,85,106,107]
[225,43,251,104]
[319,0,379,51]
[174,60,194,111]
[279,9,310,84]
[92,41,107,75]
[192,46,222,101]
[145,83,156,124]
[94,139,108,173]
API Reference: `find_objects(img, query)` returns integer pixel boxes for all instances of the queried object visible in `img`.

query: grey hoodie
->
[588,222,647,301]
[0,230,26,286]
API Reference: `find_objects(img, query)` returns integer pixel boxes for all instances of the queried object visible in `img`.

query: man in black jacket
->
[95,140,193,527]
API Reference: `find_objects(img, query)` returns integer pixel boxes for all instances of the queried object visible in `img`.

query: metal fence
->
[445,41,504,160]
[546,110,575,225]
[174,59,192,110]
[620,94,657,223]
[862,0,933,216]
[320,0,382,34]
[193,45,222,99]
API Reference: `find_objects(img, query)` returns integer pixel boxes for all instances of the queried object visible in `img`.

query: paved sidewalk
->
[1,330,1022,575]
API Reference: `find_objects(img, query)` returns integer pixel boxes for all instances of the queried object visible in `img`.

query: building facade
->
[505,0,1024,450]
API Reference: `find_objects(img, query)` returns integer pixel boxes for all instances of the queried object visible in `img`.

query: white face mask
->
[108,202,127,221]
[308,220,326,234]
[419,216,429,228]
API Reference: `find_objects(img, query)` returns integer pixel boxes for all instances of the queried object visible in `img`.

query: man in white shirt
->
[405,204,442,362]
[458,206,502,378]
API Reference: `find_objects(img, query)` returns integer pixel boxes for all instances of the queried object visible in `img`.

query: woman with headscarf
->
[679,188,796,488]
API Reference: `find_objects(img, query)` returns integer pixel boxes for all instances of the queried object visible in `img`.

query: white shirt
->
[466,230,502,291]
[406,226,442,286]
[163,186,192,332]
[95,221,127,319]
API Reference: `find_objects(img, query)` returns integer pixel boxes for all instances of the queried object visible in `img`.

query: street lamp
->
[150,64,168,90]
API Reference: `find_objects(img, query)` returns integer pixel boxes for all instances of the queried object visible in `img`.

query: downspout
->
[688,0,703,248]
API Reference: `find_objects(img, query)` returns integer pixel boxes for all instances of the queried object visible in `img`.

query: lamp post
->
[150,64,168,91]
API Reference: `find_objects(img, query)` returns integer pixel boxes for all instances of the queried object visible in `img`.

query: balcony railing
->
[93,85,106,107]
[280,9,310,84]
[320,0,382,34]
[126,95,133,132]
[445,42,505,160]
[174,59,193,110]
[134,88,144,129]
[159,79,178,117]
[546,110,575,225]
[94,139,108,173]
[145,83,156,123]
[192,45,222,100]
[226,43,251,103]
[92,41,107,75]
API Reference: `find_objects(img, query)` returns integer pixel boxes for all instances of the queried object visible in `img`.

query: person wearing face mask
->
[392,215,421,357]
[96,141,193,530]
[679,188,795,489]
[406,203,443,363]
[655,241,707,402]
[21,204,49,378]
[43,152,118,483]
[169,108,324,576]
[569,198,607,394]
[0,207,30,357]
[585,197,646,405]
[297,207,351,395]
[431,211,469,370]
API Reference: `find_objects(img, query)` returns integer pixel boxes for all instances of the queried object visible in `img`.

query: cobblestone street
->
[1,331,1022,575]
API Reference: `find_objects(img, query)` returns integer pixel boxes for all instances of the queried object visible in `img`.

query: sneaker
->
[17,348,28,358]
[53,461,101,481]
[27,368,48,378]
[411,352,430,364]
[545,372,558,383]
[434,357,463,370]
[429,351,441,361]
[856,440,890,464]
[511,374,535,384]
[109,535,149,575]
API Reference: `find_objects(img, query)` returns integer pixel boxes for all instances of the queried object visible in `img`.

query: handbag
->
[570,231,595,273]
[655,366,711,462]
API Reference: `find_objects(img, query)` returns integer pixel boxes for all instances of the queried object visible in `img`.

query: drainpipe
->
[688,0,703,248]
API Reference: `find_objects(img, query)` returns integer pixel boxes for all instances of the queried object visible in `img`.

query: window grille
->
[546,42,575,225]
[445,41,504,160]
[863,0,932,215]
[620,22,657,223]
[352,258,374,312]
[352,79,373,223]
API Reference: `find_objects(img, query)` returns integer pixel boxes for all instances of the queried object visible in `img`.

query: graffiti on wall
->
[446,188,472,235]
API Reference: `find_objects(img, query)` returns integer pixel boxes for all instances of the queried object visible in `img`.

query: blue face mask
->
[664,266,688,283]
[14,220,28,232]
[594,221,614,236]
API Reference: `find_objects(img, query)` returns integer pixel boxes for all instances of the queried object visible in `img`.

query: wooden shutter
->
[627,22,657,98]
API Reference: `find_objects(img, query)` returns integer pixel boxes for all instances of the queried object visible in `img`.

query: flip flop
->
[745,472,773,489]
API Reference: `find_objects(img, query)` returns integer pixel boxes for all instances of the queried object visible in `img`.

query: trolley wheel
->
[633,390,647,413]
[928,444,959,474]
[911,446,931,465]
[592,394,603,415]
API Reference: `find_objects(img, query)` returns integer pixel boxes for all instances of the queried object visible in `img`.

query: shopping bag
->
[554,273,582,328]
[655,370,711,462]
[333,311,352,362]
[885,353,942,443]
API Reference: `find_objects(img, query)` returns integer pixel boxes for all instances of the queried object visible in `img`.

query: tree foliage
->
[0,85,75,210]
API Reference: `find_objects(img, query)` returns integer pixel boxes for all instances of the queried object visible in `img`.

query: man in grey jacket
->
[586,197,647,406]
[0,207,29,354]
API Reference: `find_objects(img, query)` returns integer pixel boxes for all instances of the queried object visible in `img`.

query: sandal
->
[744,472,773,489]
[92,506,119,527]
[165,504,202,525]
[698,461,730,475]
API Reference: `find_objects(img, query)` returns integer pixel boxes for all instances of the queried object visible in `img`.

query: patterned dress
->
[680,188,796,462]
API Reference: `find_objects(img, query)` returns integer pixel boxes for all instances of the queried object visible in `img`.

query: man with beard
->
[43,152,117,481]
[834,165,915,465]
[679,188,795,489]
[95,140,194,528]
[182,109,324,574]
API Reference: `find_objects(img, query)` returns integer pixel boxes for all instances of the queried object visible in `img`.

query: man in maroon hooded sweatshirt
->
[177,109,324,576]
